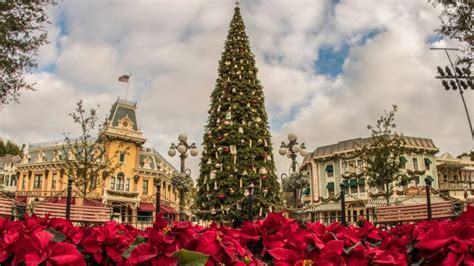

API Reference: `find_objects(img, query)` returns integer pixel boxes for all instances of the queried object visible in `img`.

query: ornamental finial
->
[235,0,239,8]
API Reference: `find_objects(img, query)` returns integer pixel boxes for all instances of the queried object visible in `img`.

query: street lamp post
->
[168,133,198,221]
[65,175,73,220]
[155,176,161,218]
[340,183,346,225]
[431,48,474,159]
[248,182,255,221]
[425,177,432,221]
[464,184,468,202]
[279,133,308,208]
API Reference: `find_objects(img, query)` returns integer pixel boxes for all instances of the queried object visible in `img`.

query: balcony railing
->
[140,195,178,207]
[15,190,69,198]
[105,190,139,198]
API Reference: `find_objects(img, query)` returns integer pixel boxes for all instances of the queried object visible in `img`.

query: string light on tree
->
[195,2,280,223]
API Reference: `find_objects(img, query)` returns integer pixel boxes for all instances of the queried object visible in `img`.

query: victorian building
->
[0,154,21,194]
[300,136,442,224]
[436,152,474,202]
[15,98,179,224]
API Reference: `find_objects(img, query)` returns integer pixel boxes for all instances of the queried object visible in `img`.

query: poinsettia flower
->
[170,220,198,248]
[415,223,453,250]
[49,242,86,266]
[268,247,301,265]
[81,221,136,264]
[316,240,346,265]
[190,227,251,265]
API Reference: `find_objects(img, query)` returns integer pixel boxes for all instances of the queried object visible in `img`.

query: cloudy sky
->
[1,0,472,176]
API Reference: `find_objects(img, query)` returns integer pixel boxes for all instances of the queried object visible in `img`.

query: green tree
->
[430,0,473,66]
[0,1,56,105]
[62,100,120,200]
[360,105,407,204]
[195,5,280,222]
[0,139,22,156]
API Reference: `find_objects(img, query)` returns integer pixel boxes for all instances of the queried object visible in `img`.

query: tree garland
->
[171,173,193,193]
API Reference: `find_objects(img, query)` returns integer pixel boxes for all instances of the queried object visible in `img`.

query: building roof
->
[108,98,138,131]
[313,136,438,159]
[436,152,474,169]
[0,155,21,169]
[137,147,177,173]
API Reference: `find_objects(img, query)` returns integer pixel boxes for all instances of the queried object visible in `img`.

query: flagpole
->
[125,73,132,101]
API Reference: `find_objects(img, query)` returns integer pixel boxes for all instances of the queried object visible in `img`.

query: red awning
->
[139,203,155,212]
[83,199,104,207]
[161,205,177,214]
[15,196,27,203]
[44,197,76,205]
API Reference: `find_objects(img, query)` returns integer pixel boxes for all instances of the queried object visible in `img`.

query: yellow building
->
[15,98,179,224]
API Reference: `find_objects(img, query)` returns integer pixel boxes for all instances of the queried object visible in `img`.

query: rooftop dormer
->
[101,98,146,145]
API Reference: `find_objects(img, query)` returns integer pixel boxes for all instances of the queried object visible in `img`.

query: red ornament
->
[261,175,268,180]
[218,193,225,199]
[223,146,230,153]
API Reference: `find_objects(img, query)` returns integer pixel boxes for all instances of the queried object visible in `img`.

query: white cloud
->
[1,0,472,178]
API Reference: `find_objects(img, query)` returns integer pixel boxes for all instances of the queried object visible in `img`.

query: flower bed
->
[0,207,472,265]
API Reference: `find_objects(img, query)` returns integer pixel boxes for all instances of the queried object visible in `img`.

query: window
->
[51,173,57,189]
[143,180,149,194]
[22,175,26,190]
[350,180,358,194]
[413,158,419,170]
[34,174,42,189]
[326,165,334,178]
[342,180,349,193]
[138,211,153,222]
[119,152,125,163]
[414,176,420,185]
[117,178,124,190]
[327,182,335,197]
[9,175,17,187]
[349,161,356,173]
[125,179,130,191]
[110,178,115,190]
[162,182,166,197]
[400,156,407,169]
[91,177,97,190]
[342,162,348,174]
[424,158,431,170]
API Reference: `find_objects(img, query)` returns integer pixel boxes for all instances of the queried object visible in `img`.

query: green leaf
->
[46,227,66,243]
[121,236,146,259]
[176,249,209,266]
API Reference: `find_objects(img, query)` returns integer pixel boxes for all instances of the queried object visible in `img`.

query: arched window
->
[116,172,125,190]
[110,177,115,190]
[117,177,124,190]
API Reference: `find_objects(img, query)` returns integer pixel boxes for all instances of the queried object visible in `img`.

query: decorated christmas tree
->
[195,4,280,222]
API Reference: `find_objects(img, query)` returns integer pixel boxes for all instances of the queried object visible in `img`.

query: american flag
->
[118,74,130,83]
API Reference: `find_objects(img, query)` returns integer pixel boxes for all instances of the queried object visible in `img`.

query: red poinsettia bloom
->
[81,221,137,264]
[189,227,251,265]
[127,216,184,265]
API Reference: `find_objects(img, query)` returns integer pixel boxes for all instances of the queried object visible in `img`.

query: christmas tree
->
[195,3,280,223]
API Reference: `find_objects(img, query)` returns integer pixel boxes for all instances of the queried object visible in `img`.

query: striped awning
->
[304,202,341,213]
[365,198,399,208]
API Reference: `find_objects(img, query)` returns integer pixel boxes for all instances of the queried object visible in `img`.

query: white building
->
[300,136,441,224]
[0,155,21,193]
[436,152,474,202]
